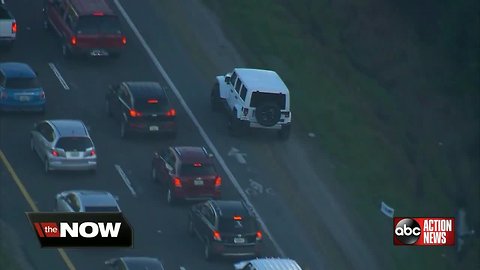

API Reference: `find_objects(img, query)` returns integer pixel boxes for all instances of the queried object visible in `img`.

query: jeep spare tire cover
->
[256,102,281,127]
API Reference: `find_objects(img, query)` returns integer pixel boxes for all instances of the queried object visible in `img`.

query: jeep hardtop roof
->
[68,0,115,16]
[233,68,289,94]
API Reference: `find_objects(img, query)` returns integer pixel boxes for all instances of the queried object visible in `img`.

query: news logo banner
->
[26,212,133,247]
[393,217,455,246]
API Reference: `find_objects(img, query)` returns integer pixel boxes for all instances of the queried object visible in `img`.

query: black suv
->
[105,81,177,138]
[188,200,263,260]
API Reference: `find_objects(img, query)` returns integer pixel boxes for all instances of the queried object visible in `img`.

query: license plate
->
[69,152,80,157]
[90,49,107,56]
[234,237,245,244]
[149,126,159,131]
[194,179,204,186]
[19,96,30,101]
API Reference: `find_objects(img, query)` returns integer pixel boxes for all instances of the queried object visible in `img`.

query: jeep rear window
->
[56,137,93,151]
[135,97,169,113]
[219,217,256,233]
[250,92,286,110]
[5,78,40,89]
[179,164,216,177]
[76,15,121,35]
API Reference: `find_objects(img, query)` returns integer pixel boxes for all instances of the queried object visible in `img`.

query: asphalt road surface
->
[0,1,333,270]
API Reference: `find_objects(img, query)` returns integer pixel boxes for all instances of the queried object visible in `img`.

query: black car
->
[188,200,263,260]
[105,257,165,270]
[105,81,176,138]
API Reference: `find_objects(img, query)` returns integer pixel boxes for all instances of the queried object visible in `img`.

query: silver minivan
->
[30,119,97,173]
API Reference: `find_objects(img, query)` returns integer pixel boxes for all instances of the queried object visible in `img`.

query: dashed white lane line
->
[48,63,70,90]
[113,0,285,257]
[180,267,186,270]
[114,164,137,197]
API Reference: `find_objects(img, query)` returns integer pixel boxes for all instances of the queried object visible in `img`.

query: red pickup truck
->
[43,0,126,58]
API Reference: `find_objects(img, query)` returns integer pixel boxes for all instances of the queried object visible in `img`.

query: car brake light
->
[11,22,17,33]
[166,109,176,117]
[233,216,242,221]
[93,12,104,16]
[121,36,127,45]
[70,36,77,46]
[129,109,142,117]
[213,230,221,241]
[51,150,59,157]
[147,99,158,104]
[256,231,263,241]
[193,162,202,167]
[173,177,182,188]
[89,149,96,156]
[214,176,221,187]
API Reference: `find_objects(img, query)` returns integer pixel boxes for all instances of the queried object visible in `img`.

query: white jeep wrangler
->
[211,68,292,140]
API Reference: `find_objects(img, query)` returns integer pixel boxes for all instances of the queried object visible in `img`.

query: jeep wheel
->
[210,83,222,112]
[256,102,281,127]
[278,124,291,140]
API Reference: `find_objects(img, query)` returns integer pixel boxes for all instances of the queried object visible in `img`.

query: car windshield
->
[219,217,256,233]
[180,164,216,177]
[77,15,121,35]
[56,137,93,151]
[250,92,286,110]
[135,98,169,113]
[84,206,119,212]
[5,77,40,89]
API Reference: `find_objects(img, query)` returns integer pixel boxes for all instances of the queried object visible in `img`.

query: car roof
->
[234,68,289,94]
[121,257,165,270]
[124,81,167,99]
[246,258,303,270]
[48,120,88,137]
[69,0,115,16]
[211,200,251,218]
[173,146,212,164]
[0,62,36,78]
[71,190,118,208]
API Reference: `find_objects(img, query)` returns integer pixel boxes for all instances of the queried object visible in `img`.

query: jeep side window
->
[230,72,238,85]
[234,79,242,93]
[240,85,247,100]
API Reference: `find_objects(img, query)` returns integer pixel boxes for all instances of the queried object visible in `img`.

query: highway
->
[0,1,382,270]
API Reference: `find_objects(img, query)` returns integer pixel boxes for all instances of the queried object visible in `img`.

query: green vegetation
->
[204,0,479,269]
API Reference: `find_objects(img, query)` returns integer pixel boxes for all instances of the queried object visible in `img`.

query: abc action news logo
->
[394,217,455,246]
[26,212,133,247]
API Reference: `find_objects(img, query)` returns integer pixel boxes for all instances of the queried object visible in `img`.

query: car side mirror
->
[153,151,160,158]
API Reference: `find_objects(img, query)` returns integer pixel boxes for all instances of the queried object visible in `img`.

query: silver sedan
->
[30,119,97,173]
[55,190,121,213]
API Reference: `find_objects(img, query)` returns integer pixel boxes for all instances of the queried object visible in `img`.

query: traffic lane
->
[115,0,327,265]
[1,2,276,269]
[0,156,71,270]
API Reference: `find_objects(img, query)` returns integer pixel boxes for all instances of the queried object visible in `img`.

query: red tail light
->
[121,36,127,45]
[233,215,242,221]
[173,177,182,188]
[70,36,77,46]
[213,230,221,241]
[166,109,176,117]
[214,176,221,187]
[51,150,59,157]
[89,149,96,156]
[11,22,17,33]
[256,231,263,241]
[129,109,142,117]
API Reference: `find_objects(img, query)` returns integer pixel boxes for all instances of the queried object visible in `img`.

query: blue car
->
[0,62,46,112]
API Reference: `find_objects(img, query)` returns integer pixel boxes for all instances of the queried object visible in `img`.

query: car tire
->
[204,239,214,261]
[187,218,194,237]
[210,83,222,112]
[62,43,71,59]
[256,102,281,127]
[105,100,112,117]
[278,124,291,140]
[44,158,50,174]
[167,188,176,205]
[120,121,129,139]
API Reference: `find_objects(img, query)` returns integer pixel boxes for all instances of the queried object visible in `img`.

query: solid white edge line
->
[114,164,137,197]
[48,63,70,90]
[113,0,286,257]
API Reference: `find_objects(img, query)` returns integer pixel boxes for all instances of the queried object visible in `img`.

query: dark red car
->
[43,0,126,58]
[151,146,222,205]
